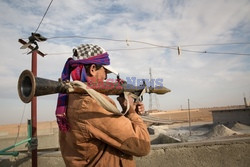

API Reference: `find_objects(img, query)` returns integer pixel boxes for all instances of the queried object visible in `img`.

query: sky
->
[0,0,250,125]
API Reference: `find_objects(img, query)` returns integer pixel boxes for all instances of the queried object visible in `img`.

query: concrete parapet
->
[136,138,250,167]
[1,137,250,167]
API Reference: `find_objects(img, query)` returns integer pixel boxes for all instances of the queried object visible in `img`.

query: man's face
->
[86,64,108,83]
[95,66,108,81]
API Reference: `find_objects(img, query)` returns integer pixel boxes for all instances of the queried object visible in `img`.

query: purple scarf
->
[56,53,110,131]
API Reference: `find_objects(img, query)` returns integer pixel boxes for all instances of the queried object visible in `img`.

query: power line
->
[45,47,250,56]
[47,36,126,42]
[13,104,27,153]
[108,46,160,51]
[180,48,250,56]
[44,52,71,56]
[45,47,160,56]
[34,0,54,33]
[48,35,175,48]
[47,35,250,47]
[179,42,250,47]
[38,35,250,56]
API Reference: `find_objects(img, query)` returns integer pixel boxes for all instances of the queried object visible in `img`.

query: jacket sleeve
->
[81,96,151,157]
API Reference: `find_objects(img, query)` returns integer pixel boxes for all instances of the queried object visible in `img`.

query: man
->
[56,44,150,167]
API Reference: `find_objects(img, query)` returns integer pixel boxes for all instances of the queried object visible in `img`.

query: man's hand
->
[135,102,145,115]
[117,94,145,115]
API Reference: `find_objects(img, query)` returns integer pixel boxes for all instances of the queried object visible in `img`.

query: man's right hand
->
[117,93,136,115]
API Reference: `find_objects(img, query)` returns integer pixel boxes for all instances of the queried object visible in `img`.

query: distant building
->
[211,108,250,125]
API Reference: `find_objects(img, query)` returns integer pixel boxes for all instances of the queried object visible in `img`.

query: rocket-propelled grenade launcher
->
[18,70,171,103]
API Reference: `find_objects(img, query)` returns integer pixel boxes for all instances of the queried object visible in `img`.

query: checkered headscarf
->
[73,44,106,60]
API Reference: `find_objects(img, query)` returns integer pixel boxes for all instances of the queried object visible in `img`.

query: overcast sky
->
[0,0,250,125]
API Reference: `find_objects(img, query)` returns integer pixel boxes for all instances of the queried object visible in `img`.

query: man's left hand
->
[135,102,145,115]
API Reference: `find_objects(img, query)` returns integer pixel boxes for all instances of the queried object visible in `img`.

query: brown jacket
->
[59,94,150,167]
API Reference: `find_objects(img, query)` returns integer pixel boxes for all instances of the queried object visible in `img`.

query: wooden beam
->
[18,39,46,57]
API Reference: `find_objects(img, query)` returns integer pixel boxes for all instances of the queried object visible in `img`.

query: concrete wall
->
[136,138,250,167]
[212,108,250,125]
[1,138,250,167]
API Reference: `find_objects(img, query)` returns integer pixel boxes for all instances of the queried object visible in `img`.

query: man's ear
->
[89,64,97,76]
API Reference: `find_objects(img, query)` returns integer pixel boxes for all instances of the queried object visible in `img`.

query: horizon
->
[0,103,248,126]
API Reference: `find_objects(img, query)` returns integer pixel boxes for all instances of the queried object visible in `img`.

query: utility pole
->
[31,50,38,167]
[188,99,191,136]
[149,67,152,112]
[19,39,45,167]
[244,95,248,108]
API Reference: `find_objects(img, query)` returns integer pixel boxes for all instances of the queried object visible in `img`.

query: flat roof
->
[211,108,250,113]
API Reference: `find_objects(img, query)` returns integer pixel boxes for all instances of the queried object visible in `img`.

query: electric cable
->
[45,35,250,56]
[179,42,250,47]
[13,104,27,152]
[34,0,54,33]
[179,48,250,56]
[47,36,175,49]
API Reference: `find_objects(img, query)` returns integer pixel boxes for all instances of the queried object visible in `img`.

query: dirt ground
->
[150,108,212,122]
[146,108,250,143]
[0,108,211,137]
[0,121,58,137]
